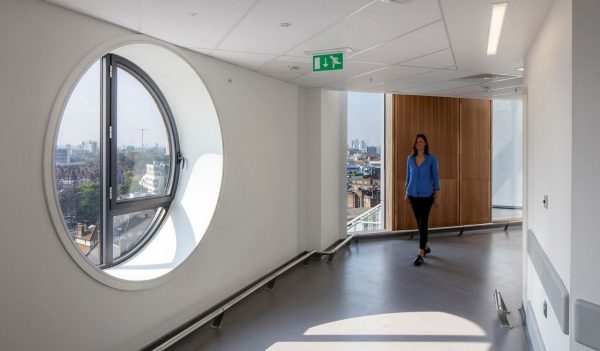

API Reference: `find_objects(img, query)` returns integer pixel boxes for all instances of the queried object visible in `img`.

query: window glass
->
[116,67,171,201]
[112,208,164,260]
[55,55,180,268]
[346,92,384,233]
[492,99,523,221]
[55,60,102,265]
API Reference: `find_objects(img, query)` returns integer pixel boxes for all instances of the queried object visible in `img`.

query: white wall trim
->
[43,35,224,290]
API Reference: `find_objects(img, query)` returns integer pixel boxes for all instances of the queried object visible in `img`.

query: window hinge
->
[109,125,113,139]
[109,65,113,78]
[109,186,113,200]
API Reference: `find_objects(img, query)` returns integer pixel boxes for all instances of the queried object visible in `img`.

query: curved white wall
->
[0,0,301,349]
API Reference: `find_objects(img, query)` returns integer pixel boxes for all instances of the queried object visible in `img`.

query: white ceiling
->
[45,0,555,99]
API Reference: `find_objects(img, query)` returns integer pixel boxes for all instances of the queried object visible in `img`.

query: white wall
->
[570,0,600,349]
[524,0,572,349]
[301,89,322,250]
[0,0,307,350]
[300,89,347,250]
[320,90,347,249]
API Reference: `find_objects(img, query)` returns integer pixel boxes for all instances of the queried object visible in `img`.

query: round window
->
[55,53,181,268]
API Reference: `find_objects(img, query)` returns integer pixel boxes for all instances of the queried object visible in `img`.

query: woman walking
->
[405,134,440,266]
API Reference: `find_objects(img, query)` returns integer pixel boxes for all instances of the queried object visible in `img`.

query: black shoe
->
[424,247,431,256]
[413,255,424,266]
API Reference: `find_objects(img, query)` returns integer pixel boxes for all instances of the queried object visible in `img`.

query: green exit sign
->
[313,52,344,72]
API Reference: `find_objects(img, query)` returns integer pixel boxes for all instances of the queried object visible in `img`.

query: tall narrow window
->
[346,92,384,233]
[492,99,523,221]
[55,54,181,268]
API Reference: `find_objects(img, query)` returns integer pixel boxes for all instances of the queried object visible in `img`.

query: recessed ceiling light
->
[487,2,508,56]
[516,67,524,71]
[280,22,291,28]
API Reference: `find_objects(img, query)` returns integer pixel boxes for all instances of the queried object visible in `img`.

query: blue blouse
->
[405,154,440,197]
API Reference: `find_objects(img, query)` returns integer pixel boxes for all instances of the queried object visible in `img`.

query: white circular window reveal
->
[44,37,223,290]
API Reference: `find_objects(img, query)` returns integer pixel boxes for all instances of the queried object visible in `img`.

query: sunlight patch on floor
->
[304,312,486,336]
[267,342,491,351]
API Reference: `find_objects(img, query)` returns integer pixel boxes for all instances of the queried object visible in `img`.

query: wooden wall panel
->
[398,179,459,229]
[392,95,460,229]
[459,98,491,224]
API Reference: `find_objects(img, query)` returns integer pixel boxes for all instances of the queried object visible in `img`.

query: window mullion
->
[100,55,108,268]
[105,54,118,267]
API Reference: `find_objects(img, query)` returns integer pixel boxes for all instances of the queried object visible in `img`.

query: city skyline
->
[347,92,384,147]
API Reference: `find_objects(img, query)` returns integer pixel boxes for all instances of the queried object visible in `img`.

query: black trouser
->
[408,195,434,250]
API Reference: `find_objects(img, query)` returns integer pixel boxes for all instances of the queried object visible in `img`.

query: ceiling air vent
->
[451,73,519,84]
[380,0,414,3]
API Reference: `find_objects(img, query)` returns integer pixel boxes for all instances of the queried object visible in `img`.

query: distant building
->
[90,141,98,155]
[139,162,167,194]
[367,146,378,154]
[72,223,98,256]
[363,194,380,207]
[55,144,72,164]
[347,192,361,208]
[346,164,362,175]
[347,176,381,209]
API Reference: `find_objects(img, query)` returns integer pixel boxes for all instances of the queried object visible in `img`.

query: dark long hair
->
[412,133,430,157]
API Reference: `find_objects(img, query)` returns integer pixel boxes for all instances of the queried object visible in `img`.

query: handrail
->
[492,205,523,210]
[144,250,316,351]
[353,220,522,239]
[346,204,381,227]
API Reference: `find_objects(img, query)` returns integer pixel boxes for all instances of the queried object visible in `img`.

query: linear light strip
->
[487,2,508,56]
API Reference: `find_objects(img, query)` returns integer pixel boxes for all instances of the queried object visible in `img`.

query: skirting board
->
[526,300,547,351]
[527,229,569,334]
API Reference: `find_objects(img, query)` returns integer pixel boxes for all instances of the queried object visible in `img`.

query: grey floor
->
[492,208,523,222]
[169,228,531,351]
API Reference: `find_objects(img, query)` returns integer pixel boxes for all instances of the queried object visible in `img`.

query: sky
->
[59,64,384,150]
[57,60,168,148]
[347,92,384,147]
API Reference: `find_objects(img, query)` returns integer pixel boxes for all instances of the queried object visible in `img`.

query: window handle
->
[177,152,186,170]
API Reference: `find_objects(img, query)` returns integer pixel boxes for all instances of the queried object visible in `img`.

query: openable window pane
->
[116,67,171,201]
[112,208,163,260]
[55,60,102,265]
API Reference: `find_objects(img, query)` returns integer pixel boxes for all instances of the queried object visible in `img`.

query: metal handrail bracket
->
[317,235,355,263]
[495,289,513,329]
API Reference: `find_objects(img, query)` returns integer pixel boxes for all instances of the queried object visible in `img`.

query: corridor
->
[171,228,529,351]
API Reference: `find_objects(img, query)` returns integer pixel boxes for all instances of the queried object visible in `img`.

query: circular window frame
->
[104,53,182,267]
[43,36,223,290]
